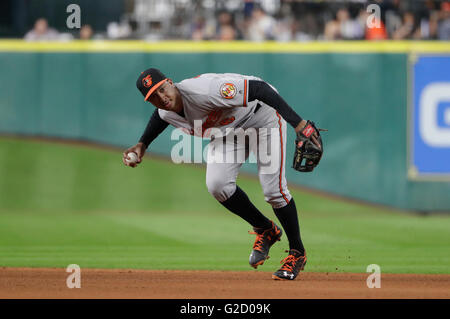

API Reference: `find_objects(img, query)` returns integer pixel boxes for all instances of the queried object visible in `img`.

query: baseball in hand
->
[126,152,139,164]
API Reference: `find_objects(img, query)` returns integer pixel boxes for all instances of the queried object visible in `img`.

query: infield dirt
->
[0,268,449,299]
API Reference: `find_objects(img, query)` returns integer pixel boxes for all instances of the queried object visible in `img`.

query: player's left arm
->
[247,80,321,147]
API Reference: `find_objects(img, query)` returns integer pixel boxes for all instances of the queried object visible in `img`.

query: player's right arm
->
[122,109,169,167]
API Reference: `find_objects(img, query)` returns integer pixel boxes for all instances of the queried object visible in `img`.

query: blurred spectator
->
[246,5,276,41]
[325,8,364,40]
[24,18,60,41]
[392,12,417,39]
[438,2,450,40]
[107,21,132,39]
[274,17,294,42]
[292,13,319,41]
[218,25,237,41]
[324,11,340,40]
[79,25,94,40]
[385,10,403,38]
[216,11,233,33]
[339,8,364,39]
[191,15,207,41]
[190,14,216,41]
[216,11,239,41]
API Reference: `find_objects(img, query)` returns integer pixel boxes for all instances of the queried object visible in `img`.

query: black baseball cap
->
[136,68,167,101]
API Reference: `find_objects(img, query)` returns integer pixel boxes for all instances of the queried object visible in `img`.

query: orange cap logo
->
[142,75,153,88]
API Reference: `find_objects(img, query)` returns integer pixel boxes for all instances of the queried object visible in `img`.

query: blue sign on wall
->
[410,55,450,179]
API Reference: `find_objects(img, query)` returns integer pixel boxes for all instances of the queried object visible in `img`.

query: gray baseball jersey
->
[158,73,277,137]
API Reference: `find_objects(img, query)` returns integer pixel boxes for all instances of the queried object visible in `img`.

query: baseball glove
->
[292,121,326,172]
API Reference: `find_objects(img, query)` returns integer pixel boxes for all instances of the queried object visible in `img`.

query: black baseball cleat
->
[272,249,307,280]
[248,221,282,269]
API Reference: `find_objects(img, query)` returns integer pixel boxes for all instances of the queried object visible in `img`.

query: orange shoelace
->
[248,231,265,251]
[280,254,304,272]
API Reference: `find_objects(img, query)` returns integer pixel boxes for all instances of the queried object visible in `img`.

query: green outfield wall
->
[0,41,449,212]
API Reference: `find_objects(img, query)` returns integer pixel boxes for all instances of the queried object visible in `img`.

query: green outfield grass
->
[0,136,449,274]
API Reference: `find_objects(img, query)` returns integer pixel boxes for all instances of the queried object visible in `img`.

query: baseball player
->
[123,68,324,280]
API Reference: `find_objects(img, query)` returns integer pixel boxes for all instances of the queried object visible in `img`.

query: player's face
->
[148,79,183,113]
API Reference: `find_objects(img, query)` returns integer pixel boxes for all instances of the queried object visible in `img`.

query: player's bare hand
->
[122,142,146,167]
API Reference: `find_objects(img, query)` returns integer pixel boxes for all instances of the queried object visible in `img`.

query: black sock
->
[273,198,305,255]
[220,186,272,229]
